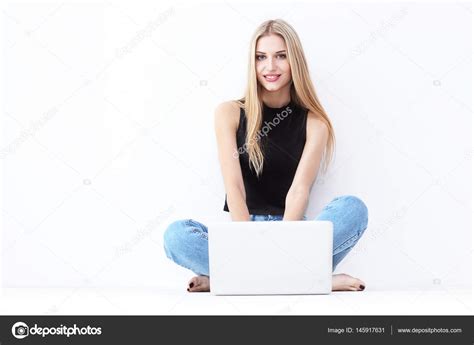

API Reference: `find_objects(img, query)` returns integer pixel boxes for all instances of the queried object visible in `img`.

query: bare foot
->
[332,273,365,291]
[186,274,364,293]
[187,275,210,292]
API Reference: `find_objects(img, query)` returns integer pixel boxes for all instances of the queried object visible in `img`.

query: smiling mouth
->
[264,74,281,82]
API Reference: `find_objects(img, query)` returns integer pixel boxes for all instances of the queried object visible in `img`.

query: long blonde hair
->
[237,19,335,177]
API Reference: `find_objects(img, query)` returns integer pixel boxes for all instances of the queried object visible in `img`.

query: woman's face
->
[255,34,292,92]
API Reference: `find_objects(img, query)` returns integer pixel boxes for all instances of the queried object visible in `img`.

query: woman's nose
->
[266,57,276,70]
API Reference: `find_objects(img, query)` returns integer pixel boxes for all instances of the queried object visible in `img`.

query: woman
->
[163,19,368,293]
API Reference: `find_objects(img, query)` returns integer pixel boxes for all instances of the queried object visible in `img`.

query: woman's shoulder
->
[306,110,329,139]
[215,100,243,113]
[215,100,243,121]
[214,100,243,129]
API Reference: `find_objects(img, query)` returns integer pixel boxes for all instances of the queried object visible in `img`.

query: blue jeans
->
[163,195,368,276]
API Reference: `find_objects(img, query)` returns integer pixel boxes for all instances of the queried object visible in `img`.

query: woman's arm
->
[214,101,251,221]
[283,112,329,221]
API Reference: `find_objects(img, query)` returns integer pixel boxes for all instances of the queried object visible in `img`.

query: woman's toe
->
[353,280,365,291]
[187,277,198,292]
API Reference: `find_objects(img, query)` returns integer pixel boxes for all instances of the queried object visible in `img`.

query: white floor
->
[0,287,471,315]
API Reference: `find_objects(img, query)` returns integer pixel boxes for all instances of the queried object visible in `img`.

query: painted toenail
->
[189,282,194,288]
[359,284,365,290]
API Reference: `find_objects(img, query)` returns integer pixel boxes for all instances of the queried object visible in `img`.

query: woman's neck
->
[260,85,291,108]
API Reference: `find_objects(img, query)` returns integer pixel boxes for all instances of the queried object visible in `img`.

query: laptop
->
[207,220,333,295]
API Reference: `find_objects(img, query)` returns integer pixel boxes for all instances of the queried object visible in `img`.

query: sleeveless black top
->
[223,99,308,215]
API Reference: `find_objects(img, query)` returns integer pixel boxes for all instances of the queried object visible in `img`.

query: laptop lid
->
[208,220,333,295]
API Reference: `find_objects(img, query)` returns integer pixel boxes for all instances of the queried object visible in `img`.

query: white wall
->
[1,1,471,290]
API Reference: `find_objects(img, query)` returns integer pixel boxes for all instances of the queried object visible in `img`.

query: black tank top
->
[223,99,308,215]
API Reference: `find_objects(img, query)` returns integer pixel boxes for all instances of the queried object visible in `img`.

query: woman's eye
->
[256,54,286,61]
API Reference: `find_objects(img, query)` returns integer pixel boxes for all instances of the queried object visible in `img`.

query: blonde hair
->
[237,19,335,177]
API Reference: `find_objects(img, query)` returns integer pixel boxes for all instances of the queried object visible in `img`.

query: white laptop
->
[207,220,333,295]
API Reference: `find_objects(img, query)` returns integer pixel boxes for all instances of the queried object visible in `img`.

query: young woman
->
[163,19,368,293]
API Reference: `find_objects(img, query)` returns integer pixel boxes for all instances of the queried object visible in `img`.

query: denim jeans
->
[163,195,368,276]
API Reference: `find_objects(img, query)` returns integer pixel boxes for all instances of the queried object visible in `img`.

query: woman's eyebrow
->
[256,50,287,54]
